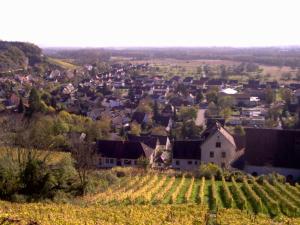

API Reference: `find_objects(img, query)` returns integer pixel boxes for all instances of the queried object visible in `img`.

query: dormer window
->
[216,142,221,148]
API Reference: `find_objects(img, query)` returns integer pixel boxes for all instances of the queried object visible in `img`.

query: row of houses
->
[96,122,300,180]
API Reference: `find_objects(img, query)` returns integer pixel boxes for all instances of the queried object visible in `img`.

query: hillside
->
[0,41,43,72]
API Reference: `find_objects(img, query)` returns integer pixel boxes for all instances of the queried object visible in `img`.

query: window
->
[124,159,131,165]
[110,159,114,164]
[134,160,137,165]
[221,152,226,158]
[216,142,221,148]
[188,161,192,165]
[195,161,198,165]
[99,158,102,165]
[105,158,109,164]
[221,162,226,168]
[210,151,214,158]
[176,160,180,165]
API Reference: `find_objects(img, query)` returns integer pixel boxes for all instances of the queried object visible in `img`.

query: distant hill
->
[0,41,43,72]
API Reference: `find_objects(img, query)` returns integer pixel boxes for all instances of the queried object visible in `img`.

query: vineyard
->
[1,174,300,224]
[89,174,300,217]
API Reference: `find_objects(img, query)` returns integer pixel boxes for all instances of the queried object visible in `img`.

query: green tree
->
[279,88,292,105]
[196,91,204,103]
[26,88,41,116]
[179,106,197,121]
[265,88,275,104]
[206,89,218,103]
[17,98,24,113]
[218,96,234,109]
[180,120,202,139]
[153,100,159,122]
[137,156,149,170]
[130,122,141,135]
[234,126,245,136]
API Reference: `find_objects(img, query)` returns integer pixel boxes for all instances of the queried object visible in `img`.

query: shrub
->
[199,163,222,180]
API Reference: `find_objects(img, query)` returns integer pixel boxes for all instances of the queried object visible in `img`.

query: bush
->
[199,163,222,179]
[0,150,78,202]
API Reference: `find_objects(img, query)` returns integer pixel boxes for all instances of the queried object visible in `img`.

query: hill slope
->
[0,41,43,72]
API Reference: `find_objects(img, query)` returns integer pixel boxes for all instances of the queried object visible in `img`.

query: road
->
[195,109,206,127]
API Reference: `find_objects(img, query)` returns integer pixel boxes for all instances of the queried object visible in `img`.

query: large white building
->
[172,122,243,170]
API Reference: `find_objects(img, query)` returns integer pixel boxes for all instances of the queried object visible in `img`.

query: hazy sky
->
[1,0,300,47]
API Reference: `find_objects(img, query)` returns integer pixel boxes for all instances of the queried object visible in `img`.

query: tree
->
[296,69,300,81]
[70,135,97,195]
[17,98,24,113]
[178,106,197,121]
[153,100,159,122]
[219,107,232,120]
[26,88,41,117]
[195,91,204,103]
[180,120,202,139]
[136,156,149,170]
[234,126,245,136]
[130,122,141,135]
[220,65,227,78]
[128,88,135,102]
[197,66,202,75]
[218,96,234,109]
[265,88,276,104]
[206,89,218,103]
[279,88,292,105]
[136,97,153,113]
[151,126,167,136]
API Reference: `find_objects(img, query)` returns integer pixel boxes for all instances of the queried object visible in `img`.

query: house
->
[132,111,148,124]
[243,128,300,180]
[96,140,153,168]
[172,141,202,170]
[97,135,171,168]
[200,122,238,168]
[155,115,173,132]
[183,77,193,85]
[128,134,172,168]
[171,122,241,170]
[161,104,175,117]
[205,79,224,90]
[245,80,260,89]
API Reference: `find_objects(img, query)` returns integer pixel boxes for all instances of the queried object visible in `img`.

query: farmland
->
[1,174,300,224]
[87,175,300,217]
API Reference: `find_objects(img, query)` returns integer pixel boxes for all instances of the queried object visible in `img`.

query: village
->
[0,60,300,181]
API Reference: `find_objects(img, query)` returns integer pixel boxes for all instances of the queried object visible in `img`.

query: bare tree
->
[70,133,98,195]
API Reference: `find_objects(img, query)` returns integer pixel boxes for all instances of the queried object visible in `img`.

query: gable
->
[201,130,236,150]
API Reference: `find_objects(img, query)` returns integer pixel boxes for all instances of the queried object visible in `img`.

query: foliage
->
[136,157,149,170]
[234,125,245,136]
[199,163,222,179]
[220,176,233,208]
[179,120,202,139]
[0,41,43,72]
[265,88,276,104]
[0,148,77,201]
[178,106,197,121]
[130,122,142,136]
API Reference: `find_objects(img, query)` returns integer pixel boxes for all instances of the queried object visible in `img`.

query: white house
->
[200,123,237,168]
[171,122,240,170]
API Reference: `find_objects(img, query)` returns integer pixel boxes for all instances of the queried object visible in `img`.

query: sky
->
[1,0,300,47]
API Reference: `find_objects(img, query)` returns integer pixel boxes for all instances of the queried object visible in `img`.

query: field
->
[87,175,300,216]
[47,57,78,70]
[1,174,300,224]
[118,58,295,82]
